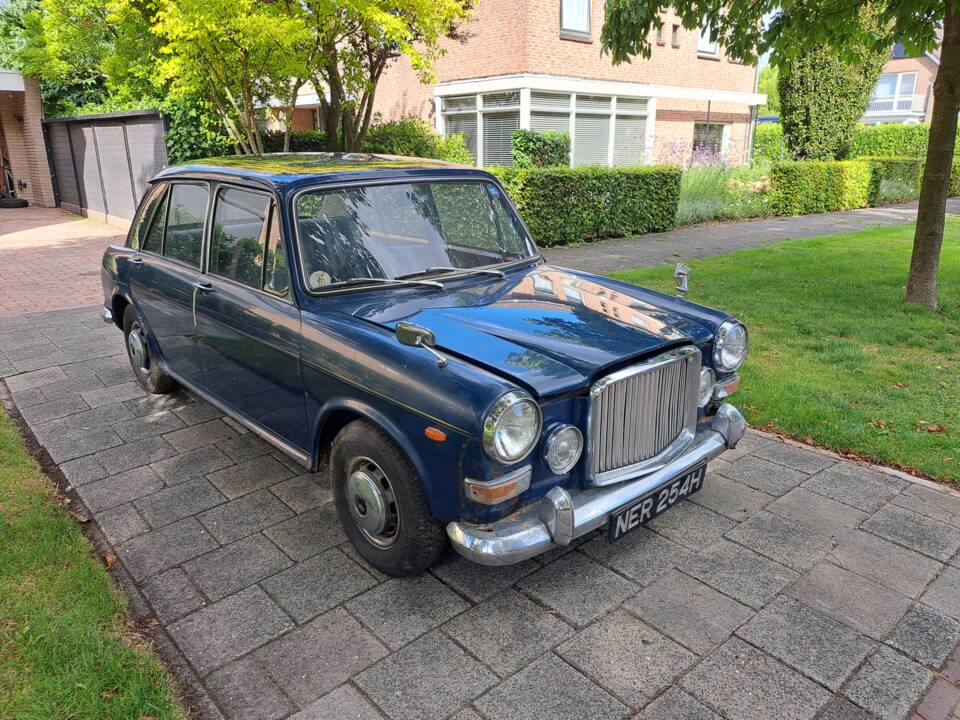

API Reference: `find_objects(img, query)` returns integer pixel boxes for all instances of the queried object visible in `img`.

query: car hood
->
[331,265,714,396]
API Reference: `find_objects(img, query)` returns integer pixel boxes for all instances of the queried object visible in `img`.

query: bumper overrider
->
[447,403,746,566]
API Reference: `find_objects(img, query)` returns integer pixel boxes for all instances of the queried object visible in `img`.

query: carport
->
[0,70,56,208]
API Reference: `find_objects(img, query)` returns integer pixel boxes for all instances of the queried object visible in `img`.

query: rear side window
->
[141,188,168,255]
[163,183,208,267]
[130,185,166,251]
[210,188,270,288]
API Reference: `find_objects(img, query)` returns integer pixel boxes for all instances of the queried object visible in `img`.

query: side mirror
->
[396,322,447,367]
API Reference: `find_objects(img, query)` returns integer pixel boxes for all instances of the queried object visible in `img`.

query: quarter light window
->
[163,183,208,268]
[141,186,168,255]
[210,188,270,288]
[560,0,590,36]
[131,185,166,252]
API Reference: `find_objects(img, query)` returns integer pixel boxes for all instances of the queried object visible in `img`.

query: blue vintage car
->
[100,153,747,576]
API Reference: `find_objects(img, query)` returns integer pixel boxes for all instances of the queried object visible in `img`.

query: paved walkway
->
[1,207,960,720]
[544,199,960,274]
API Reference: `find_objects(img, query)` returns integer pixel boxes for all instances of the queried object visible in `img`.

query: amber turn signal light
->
[424,427,447,442]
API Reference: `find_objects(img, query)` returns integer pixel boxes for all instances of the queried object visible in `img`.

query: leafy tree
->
[601,0,954,309]
[778,43,887,159]
[756,64,779,115]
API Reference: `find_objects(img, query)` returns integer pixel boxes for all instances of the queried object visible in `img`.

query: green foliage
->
[753,124,789,163]
[436,133,473,164]
[757,65,780,115]
[262,129,328,154]
[678,164,771,225]
[511,130,571,168]
[361,117,472,163]
[778,42,887,160]
[770,160,873,215]
[162,97,233,164]
[850,123,942,159]
[861,156,925,205]
[489,165,680,246]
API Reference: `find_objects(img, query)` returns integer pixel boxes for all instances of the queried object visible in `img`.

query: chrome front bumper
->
[447,403,746,566]
[100,306,114,324]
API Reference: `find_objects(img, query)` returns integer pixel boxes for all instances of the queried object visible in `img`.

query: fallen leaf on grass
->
[917,424,949,433]
[103,554,117,570]
[892,382,906,390]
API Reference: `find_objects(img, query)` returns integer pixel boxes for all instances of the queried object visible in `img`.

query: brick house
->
[0,70,56,206]
[288,0,765,166]
[860,40,940,125]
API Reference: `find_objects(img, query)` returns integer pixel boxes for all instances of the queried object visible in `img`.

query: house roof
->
[156,152,486,190]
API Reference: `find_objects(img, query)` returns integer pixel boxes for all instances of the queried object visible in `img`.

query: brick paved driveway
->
[2,210,960,720]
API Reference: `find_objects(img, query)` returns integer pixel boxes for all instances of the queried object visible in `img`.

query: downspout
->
[748,59,762,163]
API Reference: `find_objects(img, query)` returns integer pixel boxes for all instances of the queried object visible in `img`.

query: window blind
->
[444,113,478,161]
[531,112,571,133]
[613,116,646,166]
[561,0,590,34]
[483,112,520,166]
[573,114,609,166]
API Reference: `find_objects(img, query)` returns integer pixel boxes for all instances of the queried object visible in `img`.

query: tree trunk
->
[905,2,960,307]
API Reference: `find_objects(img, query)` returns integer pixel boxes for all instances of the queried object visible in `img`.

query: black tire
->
[0,197,28,209]
[332,420,446,576]
[122,305,177,394]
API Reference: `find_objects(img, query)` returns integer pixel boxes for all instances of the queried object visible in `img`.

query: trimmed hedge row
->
[511,130,571,168]
[490,165,681,246]
[863,156,925,205]
[770,161,874,215]
[262,129,328,153]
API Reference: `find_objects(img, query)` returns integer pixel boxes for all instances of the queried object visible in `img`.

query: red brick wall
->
[1,76,56,207]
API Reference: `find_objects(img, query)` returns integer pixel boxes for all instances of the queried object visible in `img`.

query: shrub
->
[511,130,571,168]
[860,156,924,205]
[436,133,473,164]
[489,165,680,246]
[753,124,789,164]
[261,129,328,153]
[163,97,232,164]
[770,160,873,215]
[361,116,472,163]
[851,124,933,159]
[678,165,772,226]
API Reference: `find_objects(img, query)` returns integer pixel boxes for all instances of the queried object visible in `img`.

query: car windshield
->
[295,180,537,290]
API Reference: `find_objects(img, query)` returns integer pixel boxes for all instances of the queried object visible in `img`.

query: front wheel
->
[122,305,177,395]
[331,420,446,576]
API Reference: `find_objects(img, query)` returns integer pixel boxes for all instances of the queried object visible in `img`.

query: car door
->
[128,181,210,384]
[193,184,308,453]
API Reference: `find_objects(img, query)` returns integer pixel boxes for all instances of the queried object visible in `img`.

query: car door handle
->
[192,281,214,293]
[129,255,144,266]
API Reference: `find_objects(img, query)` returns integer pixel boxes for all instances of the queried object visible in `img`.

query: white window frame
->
[560,0,591,39]
[698,23,719,56]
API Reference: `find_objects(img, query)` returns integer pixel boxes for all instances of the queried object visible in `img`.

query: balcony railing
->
[866,95,921,114]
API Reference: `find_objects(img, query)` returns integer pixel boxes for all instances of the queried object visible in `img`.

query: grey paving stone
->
[13,350,69,373]
[767,487,869,543]
[141,568,208,623]
[690,472,775,521]
[118,517,220,581]
[755,442,836,474]
[9,385,46,407]
[346,574,468,649]
[339,539,389,583]
[887,604,960,668]
[206,655,295,720]
[444,589,574,676]
[96,366,134,387]
[261,547,375,623]
[898,483,960,522]
[921,567,960,620]
[4,340,57,362]
[431,550,538,603]
[96,503,150,545]
[826,530,943,598]
[76,465,164,513]
[134,478,226,527]
[172,401,224,426]
[149,446,234,485]
[802,464,905,514]
[168,585,294,676]
[681,637,831,720]
[18,395,90,425]
[289,685,382,720]
[164,418,238,453]
[4,365,65,391]
[726,510,834,571]
[251,607,388,707]
[38,376,106,403]
[647,500,736,550]
[80,381,146,409]
[580,526,691,586]
[892,491,957,525]
[636,687,721,720]
[59,454,107,486]
[681,539,798,610]
[207,455,294,500]
[217,433,273,463]
[356,631,496,720]
[624,569,755,655]
[44,426,124,463]
[557,609,697,709]
[33,403,133,442]
[269,473,333,514]
[59,354,125,379]
[185,534,293,602]
[198,489,294,544]
[124,391,189,418]
[844,646,933,720]
[718,455,808,497]
[735,595,875,691]
[864,505,960,562]
[0,332,49,352]
[94,435,177,475]
[516,551,636,628]
[787,562,912,640]
[448,709,483,720]
[263,503,345,561]
[818,698,874,720]
[112,410,185,442]
[473,652,628,720]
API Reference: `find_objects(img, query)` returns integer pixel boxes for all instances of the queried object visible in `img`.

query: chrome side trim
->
[161,363,312,469]
[447,404,745,566]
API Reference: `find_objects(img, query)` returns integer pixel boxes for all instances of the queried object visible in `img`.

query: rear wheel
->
[122,305,176,394]
[332,420,446,576]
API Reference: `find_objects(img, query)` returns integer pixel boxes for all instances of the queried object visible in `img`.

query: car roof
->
[154,152,495,191]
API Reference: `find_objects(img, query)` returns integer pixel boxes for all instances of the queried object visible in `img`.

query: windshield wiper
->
[324,276,444,291]
[396,266,506,280]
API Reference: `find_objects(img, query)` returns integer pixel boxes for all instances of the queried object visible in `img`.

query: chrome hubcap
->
[127,324,149,376]
[347,457,399,549]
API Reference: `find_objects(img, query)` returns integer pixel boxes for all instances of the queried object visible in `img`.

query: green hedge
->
[511,130,571,168]
[860,156,924,205]
[753,124,789,163]
[770,160,874,215]
[850,124,937,159]
[362,117,472,163]
[490,165,680,246]
[262,129,328,153]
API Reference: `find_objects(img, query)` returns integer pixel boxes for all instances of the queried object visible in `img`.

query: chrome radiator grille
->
[588,346,701,484]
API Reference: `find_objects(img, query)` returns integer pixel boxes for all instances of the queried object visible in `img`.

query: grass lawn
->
[0,408,184,719]
[613,218,960,485]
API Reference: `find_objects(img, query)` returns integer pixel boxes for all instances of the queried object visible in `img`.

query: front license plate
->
[608,464,707,542]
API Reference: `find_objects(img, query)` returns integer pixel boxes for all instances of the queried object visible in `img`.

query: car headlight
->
[698,367,716,407]
[713,319,748,372]
[542,424,583,474]
[483,391,542,463]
